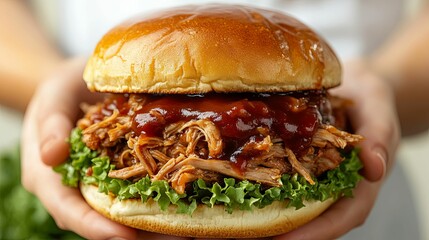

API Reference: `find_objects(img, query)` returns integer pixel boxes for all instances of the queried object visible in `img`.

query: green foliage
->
[55,128,363,215]
[0,146,82,240]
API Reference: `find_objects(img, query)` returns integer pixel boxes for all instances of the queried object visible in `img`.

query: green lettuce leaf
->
[54,128,363,215]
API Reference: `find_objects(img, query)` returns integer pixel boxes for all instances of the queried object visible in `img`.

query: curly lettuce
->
[54,128,363,215]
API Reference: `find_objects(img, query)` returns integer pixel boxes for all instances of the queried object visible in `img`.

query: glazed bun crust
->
[83,4,341,94]
[81,184,335,238]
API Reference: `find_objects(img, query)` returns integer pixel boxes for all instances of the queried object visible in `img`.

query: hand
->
[273,59,401,240]
[21,58,189,240]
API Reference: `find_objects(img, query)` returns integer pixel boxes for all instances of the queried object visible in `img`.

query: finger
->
[348,75,399,181]
[43,182,136,239]
[39,112,73,166]
[274,180,381,240]
[34,58,90,166]
[22,105,137,240]
[38,170,137,239]
[333,63,400,181]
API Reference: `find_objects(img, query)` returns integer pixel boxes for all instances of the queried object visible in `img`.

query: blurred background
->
[1,0,428,239]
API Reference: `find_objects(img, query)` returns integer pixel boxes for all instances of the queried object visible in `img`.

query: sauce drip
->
[127,92,329,171]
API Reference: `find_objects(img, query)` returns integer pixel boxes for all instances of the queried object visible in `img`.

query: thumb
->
[35,58,87,166]
[39,112,73,166]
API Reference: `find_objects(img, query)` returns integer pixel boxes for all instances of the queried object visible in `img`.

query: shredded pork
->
[77,95,363,193]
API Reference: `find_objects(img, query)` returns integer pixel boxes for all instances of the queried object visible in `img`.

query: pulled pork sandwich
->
[55,4,364,238]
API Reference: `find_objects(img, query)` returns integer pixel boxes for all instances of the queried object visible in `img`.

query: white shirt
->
[54,0,404,60]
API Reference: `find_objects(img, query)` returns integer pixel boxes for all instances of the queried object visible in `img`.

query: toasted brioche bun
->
[83,4,341,94]
[81,184,335,238]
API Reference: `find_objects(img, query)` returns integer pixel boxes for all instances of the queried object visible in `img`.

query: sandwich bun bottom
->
[81,183,335,238]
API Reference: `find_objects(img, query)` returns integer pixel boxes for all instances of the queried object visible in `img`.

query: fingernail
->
[38,113,73,166]
[39,114,69,155]
[372,146,387,180]
[40,135,57,155]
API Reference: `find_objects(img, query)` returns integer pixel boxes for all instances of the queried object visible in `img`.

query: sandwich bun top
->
[83,4,341,94]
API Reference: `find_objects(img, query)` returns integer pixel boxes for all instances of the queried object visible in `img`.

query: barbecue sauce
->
[127,92,329,172]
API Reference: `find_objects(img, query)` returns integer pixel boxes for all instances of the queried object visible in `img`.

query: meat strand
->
[78,94,363,189]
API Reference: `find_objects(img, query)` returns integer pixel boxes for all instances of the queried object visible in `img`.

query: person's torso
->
[41,0,404,60]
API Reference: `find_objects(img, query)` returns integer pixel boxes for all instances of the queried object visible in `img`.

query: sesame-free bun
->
[83,4,341,94]
[81,184,335,238]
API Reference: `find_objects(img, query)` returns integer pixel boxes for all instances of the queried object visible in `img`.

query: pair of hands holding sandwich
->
[3,0,426,238]
[21,57,399,240]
